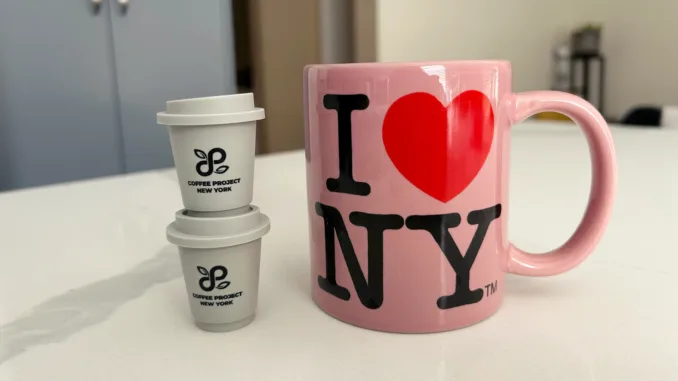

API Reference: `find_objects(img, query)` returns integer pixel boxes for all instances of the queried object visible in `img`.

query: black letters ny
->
[316,203,501,310]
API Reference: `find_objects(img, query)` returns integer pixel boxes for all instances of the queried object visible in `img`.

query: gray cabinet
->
[0,0,236,190]
[0,1,124,189]
[110,0,236,172]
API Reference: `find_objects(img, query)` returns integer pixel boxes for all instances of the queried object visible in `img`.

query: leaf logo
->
[198,265,230,292]
[195,148,228,177]
[194,149,207,159]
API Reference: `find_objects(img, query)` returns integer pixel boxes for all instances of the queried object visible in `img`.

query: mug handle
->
[507,91,617,276]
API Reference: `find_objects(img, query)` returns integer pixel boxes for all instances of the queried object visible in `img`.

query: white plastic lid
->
[166,205,271,249]
[156,93,265,126]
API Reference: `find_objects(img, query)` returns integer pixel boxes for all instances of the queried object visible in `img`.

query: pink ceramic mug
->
[303,61,616,333]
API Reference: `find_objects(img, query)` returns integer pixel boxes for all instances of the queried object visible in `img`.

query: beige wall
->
[353,0,376,62]
[590,0,678,118]
[249,0,375,154]
[376,0,678,118]
[249,0,321,154]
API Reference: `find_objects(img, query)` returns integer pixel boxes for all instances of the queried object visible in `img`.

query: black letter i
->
[323,94,371,196]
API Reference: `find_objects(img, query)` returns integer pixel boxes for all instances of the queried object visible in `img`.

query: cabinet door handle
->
[91,0,103,14]
[118,0,129,14]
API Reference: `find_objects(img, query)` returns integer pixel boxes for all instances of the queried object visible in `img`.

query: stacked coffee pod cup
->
[157,93,270,333]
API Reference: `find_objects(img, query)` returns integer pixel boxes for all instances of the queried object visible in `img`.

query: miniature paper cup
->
[166,206,271,332]
[157,93,265,212]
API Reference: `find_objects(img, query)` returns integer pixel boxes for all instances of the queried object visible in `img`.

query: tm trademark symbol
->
[484,280,498,296]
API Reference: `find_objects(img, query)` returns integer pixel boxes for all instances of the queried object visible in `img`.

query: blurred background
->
[0,0,673,191]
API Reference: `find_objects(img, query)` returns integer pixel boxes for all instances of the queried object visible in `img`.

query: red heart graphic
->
[382,90,494,202]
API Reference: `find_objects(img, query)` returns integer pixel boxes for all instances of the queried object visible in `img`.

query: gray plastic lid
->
[156,93,265,126]
[166,205,271,249]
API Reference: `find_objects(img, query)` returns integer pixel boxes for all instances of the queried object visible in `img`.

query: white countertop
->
[1,121,676,380]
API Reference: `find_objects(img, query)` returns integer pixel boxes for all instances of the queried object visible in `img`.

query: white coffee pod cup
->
[157,93,265,212]
[166,205,271,332]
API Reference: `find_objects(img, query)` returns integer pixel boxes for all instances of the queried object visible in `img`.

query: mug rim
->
[304,59,511,71]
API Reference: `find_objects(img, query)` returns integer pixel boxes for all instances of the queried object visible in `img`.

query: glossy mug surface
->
[303,61,616,333]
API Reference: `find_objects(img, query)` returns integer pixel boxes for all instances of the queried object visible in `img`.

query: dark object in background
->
[237,68,253,89]
[619,106,662,127]
[570,53,605,116]
[568,24,605,115]
[571,24,601,56]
